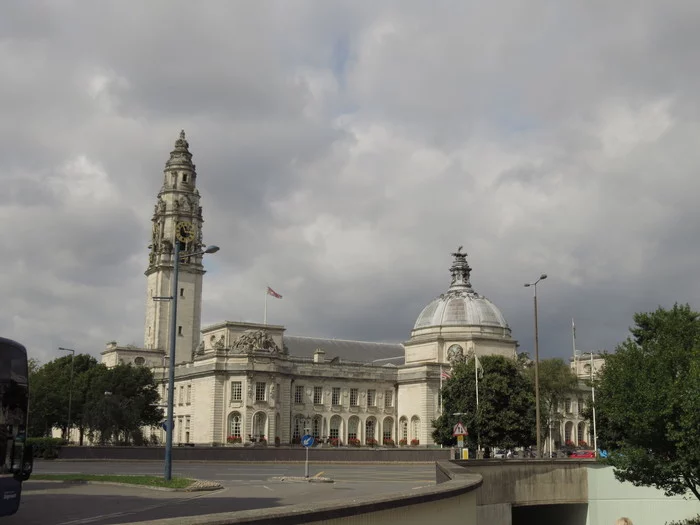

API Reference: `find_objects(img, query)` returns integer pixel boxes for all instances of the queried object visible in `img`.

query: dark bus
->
[0,337,34,517]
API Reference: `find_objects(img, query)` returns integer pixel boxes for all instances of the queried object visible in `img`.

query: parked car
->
[493,449,507,459]
[569,450,596,459]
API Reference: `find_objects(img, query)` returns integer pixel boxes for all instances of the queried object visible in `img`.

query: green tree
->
[526,358,579,450]
[28,354,99,440]
[433,355,536,451]
[595,304,700,501]
[82,363,163,445]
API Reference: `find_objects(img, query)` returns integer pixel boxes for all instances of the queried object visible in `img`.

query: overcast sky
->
[4,1,699,366]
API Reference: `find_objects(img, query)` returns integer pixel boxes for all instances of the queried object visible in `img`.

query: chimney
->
[314,348,326,363]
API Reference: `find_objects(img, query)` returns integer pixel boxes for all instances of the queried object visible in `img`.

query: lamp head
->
[203,245,220,254]
[540,274,548,280]
[524,283,531,288]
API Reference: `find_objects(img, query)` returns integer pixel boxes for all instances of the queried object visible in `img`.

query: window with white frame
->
[313,386,323,405]
[179,385,184,405]
[229,413,242,438]
[384,390,393,408]
[348,418,358,440]
[565,398,572,414]
[186,384,191,404]
[294,385,304,404]
[312,417,321,438]
[231,381,242,402]
[367,389,376,407]
[400,419,408,440]
[332,387,341,406]
[365,419,375,441]
[350,388,358,406]
[255,382,266,402]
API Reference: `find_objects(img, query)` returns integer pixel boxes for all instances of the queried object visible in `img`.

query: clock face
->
[175,221,195,242]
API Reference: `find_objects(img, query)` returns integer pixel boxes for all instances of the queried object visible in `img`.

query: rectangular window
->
[186,384,191,404]
[255,382,266,402]
[383,428,392,441]
[384,390,393,408]
[565,399,572,414]
[231,381,242,402]
[329,427,339,439]
[294,385,304,404]
[180,288,184,297]
[178,326,183,336]
[276,384,280,403]
[367,389,376,407]
[350,388,358,407]
[185,417,191,430]
[332,387,341,406]
[179,385,184,405]
[182,174,188,183]
[313,386,323,405]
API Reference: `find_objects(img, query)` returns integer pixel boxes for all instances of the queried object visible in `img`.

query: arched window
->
[365,418,376,443]
[312,416,322,438]
[330,416,342,441]
[228,412,241,438]
[348,417,359,440]
[577,422,586,445]
[410,416,420,442]
[252,412,267,440]
[383,417,394,443]
[400,418,408,441]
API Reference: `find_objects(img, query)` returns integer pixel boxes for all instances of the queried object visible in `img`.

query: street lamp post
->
[162,242,220,481]
[524,273,547,458]
[58,347,76,442]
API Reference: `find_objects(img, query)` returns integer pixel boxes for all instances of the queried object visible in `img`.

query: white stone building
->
[101,132,520,447]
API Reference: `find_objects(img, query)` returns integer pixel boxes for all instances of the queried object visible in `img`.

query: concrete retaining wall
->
[58,445,451,463]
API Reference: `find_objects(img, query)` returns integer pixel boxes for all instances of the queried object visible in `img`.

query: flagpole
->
[475,355,480,456]
[572,318,577,369]
[591,351,597,456]
[439,365,443,415]
[264,288,268,325]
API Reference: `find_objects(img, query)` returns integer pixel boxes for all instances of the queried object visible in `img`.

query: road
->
[10,461,436,525]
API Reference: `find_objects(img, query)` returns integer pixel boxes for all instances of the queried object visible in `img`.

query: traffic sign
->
[161,420,175,431]
[452,421,468,436]
[301,434,315,448]
[457,435,464,448]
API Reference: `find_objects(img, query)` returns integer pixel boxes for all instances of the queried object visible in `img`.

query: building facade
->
[101,132,522,447]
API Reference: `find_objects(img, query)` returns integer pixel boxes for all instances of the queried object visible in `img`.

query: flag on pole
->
[474,355,484,379]
[440,368,452,380]
[572,318,576,339]
[267,286,283,299]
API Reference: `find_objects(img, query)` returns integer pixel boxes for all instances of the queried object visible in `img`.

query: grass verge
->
[31,474,194,489]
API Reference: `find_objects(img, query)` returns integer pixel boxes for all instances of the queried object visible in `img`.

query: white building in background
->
[101,132,520,447]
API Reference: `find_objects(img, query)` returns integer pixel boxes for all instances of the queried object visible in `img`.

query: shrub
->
[666,516,700,525]
[226,435,242,444]
[274,436,281,446]
[329,437,340,447]
[410,438,420,446]
[399,438,408,446]
[366,438,378,447]
[383,438,395,447]
[348,437,361,447]
[578,440,588,448]
[27,437,67,460]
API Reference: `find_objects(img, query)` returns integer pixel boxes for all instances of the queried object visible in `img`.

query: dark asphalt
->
[10,461,436,525]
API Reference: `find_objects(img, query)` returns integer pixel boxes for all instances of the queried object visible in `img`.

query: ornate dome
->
[413,248,510,331]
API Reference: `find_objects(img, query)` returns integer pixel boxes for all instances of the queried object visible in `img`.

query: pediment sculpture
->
[231,330,280,354]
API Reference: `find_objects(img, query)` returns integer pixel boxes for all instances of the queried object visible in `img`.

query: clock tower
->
[144,131,206,363]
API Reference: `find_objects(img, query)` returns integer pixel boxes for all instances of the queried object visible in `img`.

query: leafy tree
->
[526,358,579,448]
[82,363,163,445]
[433,355,536,451]
[28,354,99,441]
[595,304,700,501]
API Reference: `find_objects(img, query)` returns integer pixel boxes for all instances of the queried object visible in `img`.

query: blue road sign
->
[161,420,175,431]
[301,434,315,448]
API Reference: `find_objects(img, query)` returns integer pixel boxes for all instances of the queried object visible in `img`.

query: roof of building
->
[283,335,405,365]
[413,248,510,332]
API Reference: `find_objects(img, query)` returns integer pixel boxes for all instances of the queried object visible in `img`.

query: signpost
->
[301,434,314,478]
[452,421,468,459]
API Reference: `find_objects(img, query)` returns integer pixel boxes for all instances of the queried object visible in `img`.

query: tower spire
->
[448,246,474,292]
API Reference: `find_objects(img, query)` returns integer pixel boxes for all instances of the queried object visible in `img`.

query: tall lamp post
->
[58,347,76,442]
[162,242,220,481]
[524,273,547,458]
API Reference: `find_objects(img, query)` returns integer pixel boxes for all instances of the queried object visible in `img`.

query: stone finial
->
[449,245,473,291]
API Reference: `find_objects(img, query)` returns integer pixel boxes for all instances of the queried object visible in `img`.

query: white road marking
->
[262,485,273,491]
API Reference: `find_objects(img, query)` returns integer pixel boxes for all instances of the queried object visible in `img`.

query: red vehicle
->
[569,450,596,459]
